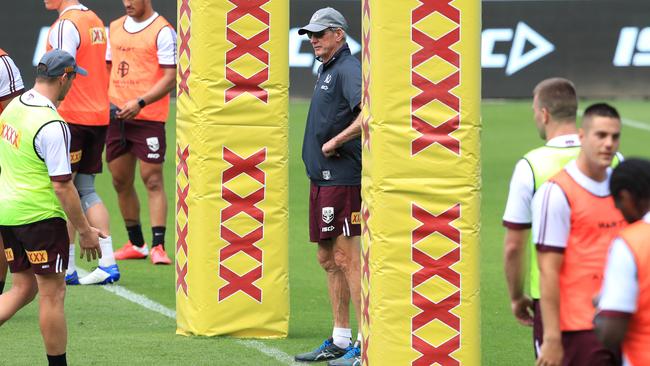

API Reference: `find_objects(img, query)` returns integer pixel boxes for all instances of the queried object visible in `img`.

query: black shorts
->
[0,217,69,275]
[309,183,361,242]
[68,124,108,174]
[106,119,166,164]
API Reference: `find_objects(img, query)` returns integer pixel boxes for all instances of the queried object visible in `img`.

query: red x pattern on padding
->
[178,0,191,96]
[176,144,190,296]
[225,0,270,103]
[410,0,461,157]
[412,334,460,366]
[219,147,266,302]
[411,204,461,365]
[219,265,262,302]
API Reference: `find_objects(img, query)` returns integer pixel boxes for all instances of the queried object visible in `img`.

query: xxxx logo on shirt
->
[0,122,21,148]
[27,250,48,264]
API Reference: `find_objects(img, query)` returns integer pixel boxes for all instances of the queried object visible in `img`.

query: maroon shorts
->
[309,183,361,243]
[68,124,107,174]
[0,218,69,275]
[106,118,166,164]
[533,299,544,358]
[561,330,621,366]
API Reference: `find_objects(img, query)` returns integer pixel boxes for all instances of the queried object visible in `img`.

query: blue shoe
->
[327,342,361,366]
[79,264,120,285]
[295,338,348,362]
[65,271,80,285]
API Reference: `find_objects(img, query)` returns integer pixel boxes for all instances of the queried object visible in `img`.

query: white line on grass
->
[77,269,300,366]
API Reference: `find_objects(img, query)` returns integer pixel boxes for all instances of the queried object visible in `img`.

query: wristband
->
[137,98,146,108]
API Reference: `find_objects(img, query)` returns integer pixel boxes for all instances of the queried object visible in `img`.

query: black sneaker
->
[295,337,348,362]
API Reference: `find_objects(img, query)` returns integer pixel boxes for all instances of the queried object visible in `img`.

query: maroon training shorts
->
[561,330,621,366]
[309,183,361,243]
[68,124,107,174]
[0,217,69,275]
[106,118,166,164]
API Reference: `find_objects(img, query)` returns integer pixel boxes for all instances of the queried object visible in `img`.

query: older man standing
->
[293,7,363,366]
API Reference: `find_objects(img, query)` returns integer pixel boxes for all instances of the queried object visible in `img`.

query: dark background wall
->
[3,1,649,99]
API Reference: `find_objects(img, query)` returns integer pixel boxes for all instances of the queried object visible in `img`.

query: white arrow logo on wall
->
[506,22,555,75]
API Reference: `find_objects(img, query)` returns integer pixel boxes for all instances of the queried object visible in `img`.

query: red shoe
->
[114,241,148,260]
[150,245,171,265]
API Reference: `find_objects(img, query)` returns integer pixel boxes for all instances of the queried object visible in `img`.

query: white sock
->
[66,244,76,275]
[98,236,116,267]
[332,327,352,349]
[356,332,362,346]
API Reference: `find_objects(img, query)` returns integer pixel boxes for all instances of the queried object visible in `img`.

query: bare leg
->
[35,272,67,356]
[0,269,38,325]
[318,240,351,328]
[333,235,362,333]
[139,161,167,228]
[108,153,140,226]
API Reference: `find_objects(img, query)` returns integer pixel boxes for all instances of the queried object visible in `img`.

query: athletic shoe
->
[114,241,148,260]
[79,264,121,285]
[294,338,348,362]
[150,245,171,265]
[327,342,361,366]
[65,271,80,285]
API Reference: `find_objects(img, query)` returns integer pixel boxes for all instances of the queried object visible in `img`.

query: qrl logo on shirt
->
[89,27,106,45]
[27,250,48,264]
[322,207,334,224]
[0,122,21,148]
[146,137,160,152]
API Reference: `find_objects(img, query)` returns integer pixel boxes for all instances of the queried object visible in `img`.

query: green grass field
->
[3,100,649,365]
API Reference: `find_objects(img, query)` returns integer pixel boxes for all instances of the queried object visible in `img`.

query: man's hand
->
[322,138,340,158]
[511,296,535,326]
[78,226,105,262]
[115,99,142,120]
[536,337,563,366]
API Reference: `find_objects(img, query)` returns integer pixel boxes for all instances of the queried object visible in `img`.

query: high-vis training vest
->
[47,9,109,126]
[619,222,650,366]
[108,15,172,123]
[523,144,581,298]
[0,97,66,225]
[551,170,625,331]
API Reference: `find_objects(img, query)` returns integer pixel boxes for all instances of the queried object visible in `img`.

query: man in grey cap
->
[0,49,102,366]
[295,7,363,366]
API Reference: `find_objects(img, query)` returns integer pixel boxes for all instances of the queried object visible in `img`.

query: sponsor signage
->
[3,1,650,99]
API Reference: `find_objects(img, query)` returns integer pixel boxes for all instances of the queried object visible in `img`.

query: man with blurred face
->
[294,7,364,366]
[0,48,25,295]
[502,78,580,357]
[0,49,103,366]
[106,0,177,265]
[596,158,650,366]
[532,103,625,366]
[44,0,119,285]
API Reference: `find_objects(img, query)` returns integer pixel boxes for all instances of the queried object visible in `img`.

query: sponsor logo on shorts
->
[70,150,82,164]
[89,27,106,45]
[4,248,14,261]
[146,137,160,152]
[26,250,48,264]
[322,170,331,180]
[322,225,335,232]
[351,211,361,225]
[0,122,21,148]
[322,207,334,224]
[147,153,160,159]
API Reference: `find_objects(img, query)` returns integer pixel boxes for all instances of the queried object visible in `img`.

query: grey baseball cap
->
[36,49,87,77]
[298,7,348,35]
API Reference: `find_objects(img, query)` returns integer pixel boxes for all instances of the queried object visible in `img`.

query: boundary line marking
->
[77,269,300,366]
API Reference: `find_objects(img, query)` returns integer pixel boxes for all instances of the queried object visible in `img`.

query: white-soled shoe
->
[79,265,120,285]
